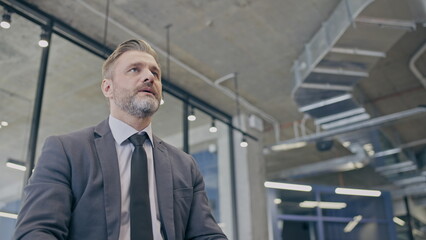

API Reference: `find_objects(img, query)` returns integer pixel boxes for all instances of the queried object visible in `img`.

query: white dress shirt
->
[109,115,163,240]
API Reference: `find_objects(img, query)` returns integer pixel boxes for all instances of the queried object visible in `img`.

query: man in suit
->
[14,39,227,240]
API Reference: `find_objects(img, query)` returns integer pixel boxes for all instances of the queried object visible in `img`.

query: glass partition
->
[152,92,183,148]
[188,107,233,237]
[0,13,42,239]
[267,185,396,240]
[0,5,236,239]
[37,33,107,153]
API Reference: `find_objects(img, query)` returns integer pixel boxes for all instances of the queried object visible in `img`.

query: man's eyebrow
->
[126,62,143,68]
[126,62,160,72]
[151,65,160,73]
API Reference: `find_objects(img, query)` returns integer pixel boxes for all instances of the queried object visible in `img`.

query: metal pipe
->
[24,21,53,184]
[409,41,426,89]
[214,73,236,85]
[183,101,189,153]
[228,123,239,240]
[404,196,415,240]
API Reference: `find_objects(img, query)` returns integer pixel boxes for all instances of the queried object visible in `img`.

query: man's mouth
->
[139,88,155,96]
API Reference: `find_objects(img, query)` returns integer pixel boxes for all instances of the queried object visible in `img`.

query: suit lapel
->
[94,119,121,240]
[153,136,175,240]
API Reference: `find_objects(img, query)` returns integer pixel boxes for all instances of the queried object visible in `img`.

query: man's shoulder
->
[48,119,109,143]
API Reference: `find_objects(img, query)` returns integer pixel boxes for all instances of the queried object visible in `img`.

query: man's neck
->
[110,110,152,131]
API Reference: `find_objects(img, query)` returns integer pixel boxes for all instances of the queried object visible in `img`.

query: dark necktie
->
[128,133,153,240]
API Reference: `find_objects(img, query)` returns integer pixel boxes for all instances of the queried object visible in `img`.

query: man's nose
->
[141,69,155,83]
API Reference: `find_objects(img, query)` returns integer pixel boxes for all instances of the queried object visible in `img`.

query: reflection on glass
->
[323,222,389,240]
[152,92,183,148]
[320,193,386,219]
[275,190,317,216]
[38,34,107,153]
[280,220,317,240]
[188,108,232,236]
[0,13,41,239]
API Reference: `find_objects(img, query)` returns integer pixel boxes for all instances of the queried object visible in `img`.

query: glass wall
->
[188,107,233,236]
[152,92,183,148]
[267,185,396,240]
[37,34,108,155]
[0,11,41,240]
[0,2,236,239]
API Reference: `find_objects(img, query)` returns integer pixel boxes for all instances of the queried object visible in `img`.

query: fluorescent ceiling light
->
[264,181,312,192]
[299,94,352,112]
[0,211,18,219]
[330,47,386,57]
[393,217,405,226]
[315,108,365,125]
[270,141,307,151]
[321,113,370,130]
[299,201,347,209]
[344,215,363,233]
[335,187,381,197]
[312,67,369,77]
[299,82,353,91]
[6,159,26,171]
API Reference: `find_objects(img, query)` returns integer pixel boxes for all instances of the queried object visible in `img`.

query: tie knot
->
[128,132,148,147]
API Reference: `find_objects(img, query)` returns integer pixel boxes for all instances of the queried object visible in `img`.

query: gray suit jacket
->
[14,119,227,240]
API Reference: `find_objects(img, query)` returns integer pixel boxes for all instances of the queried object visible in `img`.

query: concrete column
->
[233,114,268,240]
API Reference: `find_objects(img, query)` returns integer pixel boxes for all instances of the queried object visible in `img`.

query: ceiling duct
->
[271,144,368,179]
[285,0,426,199]
[267,107,426,149]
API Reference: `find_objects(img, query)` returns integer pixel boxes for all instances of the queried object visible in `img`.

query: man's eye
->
[129,68,139,73]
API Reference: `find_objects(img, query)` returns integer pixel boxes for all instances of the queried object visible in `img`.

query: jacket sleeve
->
[184,157,228,240]
[14,136,73,240]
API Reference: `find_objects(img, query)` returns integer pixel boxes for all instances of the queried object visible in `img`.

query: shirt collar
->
[108,115,154,147]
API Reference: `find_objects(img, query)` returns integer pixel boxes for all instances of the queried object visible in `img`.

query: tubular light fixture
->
[240,135,248,148]
[187,106,196,121]
[0,211,18,219]
[344,215,363,233]
[393,217,405,226]
[299,93,352,112]
[270,141,307,151]
[335,187,381,197]
[209,119,217,133]
[38,31,49,48]
[264,181,312,192]
[299,201,347,209]
[6,158,26,171]
[321,113,370,130]
[1,9,11,29]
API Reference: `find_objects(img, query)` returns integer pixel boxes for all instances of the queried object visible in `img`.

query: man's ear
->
[101,78,113,98]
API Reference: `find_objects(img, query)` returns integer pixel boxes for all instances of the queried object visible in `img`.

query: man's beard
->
[113,86,160,118]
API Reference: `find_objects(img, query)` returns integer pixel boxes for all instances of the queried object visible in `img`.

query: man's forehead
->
[117,50,160,68]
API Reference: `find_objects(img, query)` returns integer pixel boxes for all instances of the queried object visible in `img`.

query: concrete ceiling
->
[1,0,426,208]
